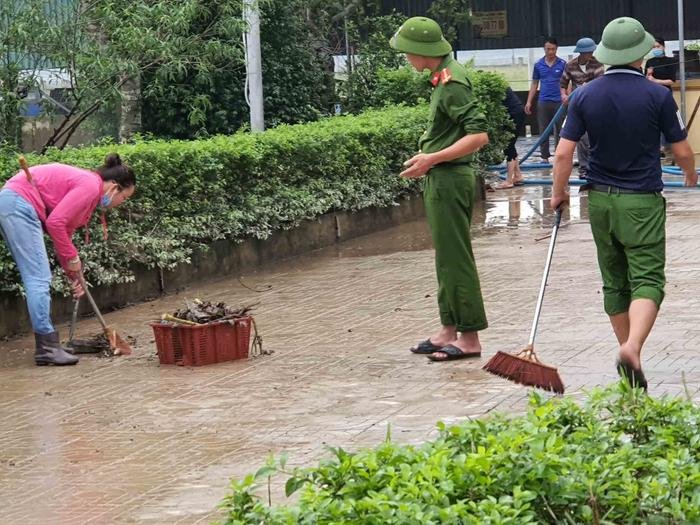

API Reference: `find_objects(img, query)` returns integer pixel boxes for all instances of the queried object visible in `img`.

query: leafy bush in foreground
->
[220,384,700,524]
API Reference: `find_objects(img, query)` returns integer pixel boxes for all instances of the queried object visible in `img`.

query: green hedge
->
[0,106,424,293]
[0,71,512,295]
[219,384,700,524]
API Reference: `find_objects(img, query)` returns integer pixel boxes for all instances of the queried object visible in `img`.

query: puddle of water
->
[479,184,588,230]
[328,183,588,261]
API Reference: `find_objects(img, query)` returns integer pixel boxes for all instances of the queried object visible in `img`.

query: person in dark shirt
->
[645,37,677,156]
[495,87,525,189]
[644,37,677,89]
[560,37,605,179]
[551,17,696,390]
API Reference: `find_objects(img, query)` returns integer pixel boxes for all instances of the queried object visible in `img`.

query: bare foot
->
[448,340,482,355]
[431,332,482,360]
[429,326,457,347]
[494,182,514,190]
[617,341,647,390]
[618,341,642,369]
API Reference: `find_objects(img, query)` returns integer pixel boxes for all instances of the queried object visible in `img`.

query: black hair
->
[654,37,665,47]
[544,37,558,47]
[95,153,136,188]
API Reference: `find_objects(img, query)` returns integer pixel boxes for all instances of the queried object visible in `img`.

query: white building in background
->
[334,41,690,90]
[17,68,73,117]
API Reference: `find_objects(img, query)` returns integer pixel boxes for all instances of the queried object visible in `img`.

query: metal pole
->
[678,0,687,123]
[544,0,553,37]
[344,17,352,74]
[244,0,265,132]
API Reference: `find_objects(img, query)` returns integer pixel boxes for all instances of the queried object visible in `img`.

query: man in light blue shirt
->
[525,37,567,162]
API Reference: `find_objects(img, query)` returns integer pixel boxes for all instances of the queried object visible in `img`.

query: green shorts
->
[588,189,666,315]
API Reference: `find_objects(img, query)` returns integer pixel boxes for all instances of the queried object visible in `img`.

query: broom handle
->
[68,297,80,342]
[77,273,109,330]
[528,208,562,346]
[18,156,33,183]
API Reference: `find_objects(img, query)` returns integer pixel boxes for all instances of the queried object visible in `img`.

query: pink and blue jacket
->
[3,163,103,271]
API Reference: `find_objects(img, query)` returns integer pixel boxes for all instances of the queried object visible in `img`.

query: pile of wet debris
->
[161,298,256,325]
[67,333,137,356]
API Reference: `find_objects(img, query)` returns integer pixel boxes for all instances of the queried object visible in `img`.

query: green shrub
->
[354,67,512,167]
[0,92,511,296]
[372,66,431,108]
[219,384,700,524]
[337,13,409,115]
[468,70,513,167]
[0,106,426,294]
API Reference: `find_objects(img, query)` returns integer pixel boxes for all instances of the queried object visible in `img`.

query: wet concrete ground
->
[2,165,700,524]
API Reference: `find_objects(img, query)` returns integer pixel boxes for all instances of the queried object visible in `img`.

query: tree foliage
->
[2,0,476,146]
[337,12,408,114]
[427,0,471,48]
[0,0,244,150]
[142,0,339,138]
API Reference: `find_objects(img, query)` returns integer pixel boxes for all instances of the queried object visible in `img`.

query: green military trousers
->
[588,189,666,315]
[424,165,488,332]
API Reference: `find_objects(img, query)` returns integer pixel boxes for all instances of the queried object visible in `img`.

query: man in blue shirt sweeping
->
[551,17,697,390]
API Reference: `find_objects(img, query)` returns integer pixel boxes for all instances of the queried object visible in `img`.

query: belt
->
[581,183,660,195]
[442,160,472,167]
[430,161,473,171]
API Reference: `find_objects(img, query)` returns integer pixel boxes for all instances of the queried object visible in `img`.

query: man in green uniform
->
[390,17,490,362]
[552,17,696,389]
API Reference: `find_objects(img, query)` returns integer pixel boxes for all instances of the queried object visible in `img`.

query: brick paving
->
[1,177,700,524]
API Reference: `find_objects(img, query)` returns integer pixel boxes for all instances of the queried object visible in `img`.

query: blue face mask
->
[651,48,664,58]
[100,194,112,208]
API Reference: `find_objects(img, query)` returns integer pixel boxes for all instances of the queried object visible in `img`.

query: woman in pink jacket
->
[0,153,136,366]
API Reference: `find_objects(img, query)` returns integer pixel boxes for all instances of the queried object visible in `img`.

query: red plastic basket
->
[151,316,252,366]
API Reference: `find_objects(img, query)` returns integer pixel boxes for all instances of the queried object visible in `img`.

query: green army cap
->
[390,16,452,57]
[594,17,654,65]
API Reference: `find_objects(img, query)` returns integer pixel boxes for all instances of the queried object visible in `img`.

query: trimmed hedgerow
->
[0,106,424,294]
[219,384,700,524]
[0,70,512,295]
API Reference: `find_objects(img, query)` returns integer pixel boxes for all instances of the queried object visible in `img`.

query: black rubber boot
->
[34,332,79,366]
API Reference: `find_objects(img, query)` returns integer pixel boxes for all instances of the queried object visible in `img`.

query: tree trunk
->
[119,74,141,142]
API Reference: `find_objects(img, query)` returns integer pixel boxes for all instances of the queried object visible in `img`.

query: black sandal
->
[427,344,481,362]
[410,339,443,354]
[616,359,648,391]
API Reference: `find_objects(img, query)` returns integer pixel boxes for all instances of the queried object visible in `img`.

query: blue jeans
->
[0,189,55,334]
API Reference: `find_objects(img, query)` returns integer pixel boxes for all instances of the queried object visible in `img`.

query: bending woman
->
[0,154,136,366]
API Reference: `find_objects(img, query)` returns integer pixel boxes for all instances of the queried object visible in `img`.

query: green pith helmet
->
[389,16,452,57]
[594,17,654,65]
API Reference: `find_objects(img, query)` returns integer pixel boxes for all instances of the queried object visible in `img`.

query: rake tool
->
[77,273,132,356]
[65,297,112,354]
[483,208,565,394]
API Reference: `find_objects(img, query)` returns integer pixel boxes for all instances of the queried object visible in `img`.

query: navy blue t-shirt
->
[503,87,524,118]
[561,66,687,191]
[533,57,566,102]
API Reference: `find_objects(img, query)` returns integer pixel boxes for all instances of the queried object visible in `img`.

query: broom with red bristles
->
[483,208,565,394]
